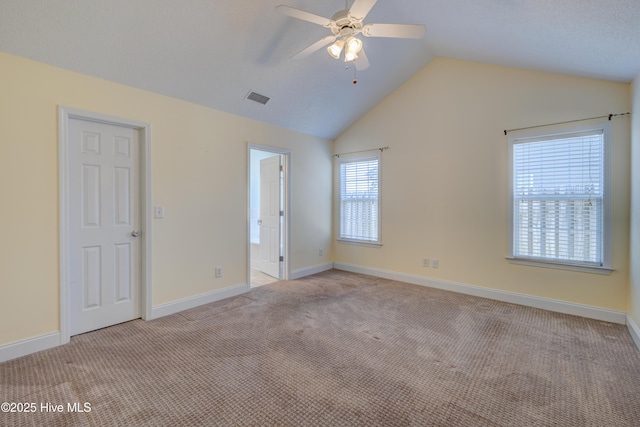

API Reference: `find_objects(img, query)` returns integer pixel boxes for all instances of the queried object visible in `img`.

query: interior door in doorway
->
[68,118,142,336]
[258,155,281,278]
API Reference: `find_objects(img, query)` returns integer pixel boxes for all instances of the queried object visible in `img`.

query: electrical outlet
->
[432,259,439,269]
[215,266,223,278]
[319,248,324,257]
[423,258,430,267]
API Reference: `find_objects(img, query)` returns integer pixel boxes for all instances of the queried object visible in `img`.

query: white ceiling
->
[1,0,639,140]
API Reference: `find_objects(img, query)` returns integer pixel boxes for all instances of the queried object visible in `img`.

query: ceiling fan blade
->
[291,35,337,59]
[348,0,377,21]
[354,48,370,71]
[276,5,333,27]
[362,23,426,39]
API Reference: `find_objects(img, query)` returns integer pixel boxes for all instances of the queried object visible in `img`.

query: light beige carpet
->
[2,270,640,426]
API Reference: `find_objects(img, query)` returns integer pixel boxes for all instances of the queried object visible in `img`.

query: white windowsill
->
[337,239,383,248]
[506,257,614,275]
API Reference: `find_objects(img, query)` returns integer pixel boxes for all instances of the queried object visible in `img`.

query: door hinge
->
[279,165,283,172]
[280,210,284,216]
[279,256,284,262]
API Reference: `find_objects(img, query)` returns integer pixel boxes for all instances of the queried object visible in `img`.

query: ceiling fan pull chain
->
[353,64,358,84]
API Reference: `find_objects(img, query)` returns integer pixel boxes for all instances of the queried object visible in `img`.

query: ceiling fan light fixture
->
[327,39,344,59]
[344,51,358,62]
[346,36,363,55]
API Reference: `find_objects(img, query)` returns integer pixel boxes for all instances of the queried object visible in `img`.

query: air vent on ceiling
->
[245,91,270,105]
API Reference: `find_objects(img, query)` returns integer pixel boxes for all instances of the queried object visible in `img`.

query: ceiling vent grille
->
[246,91,270,105]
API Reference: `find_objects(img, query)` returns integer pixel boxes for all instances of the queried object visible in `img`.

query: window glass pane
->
[340,156,379,242]
[512,130,604,265]
[513,131,603,198]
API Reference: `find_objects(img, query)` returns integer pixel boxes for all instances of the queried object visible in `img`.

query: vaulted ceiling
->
[1,0,639,139]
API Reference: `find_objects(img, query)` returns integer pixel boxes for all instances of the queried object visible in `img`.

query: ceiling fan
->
[276,0,426,71]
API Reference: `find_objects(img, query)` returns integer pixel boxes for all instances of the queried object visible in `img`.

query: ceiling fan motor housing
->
[330,9,363,37]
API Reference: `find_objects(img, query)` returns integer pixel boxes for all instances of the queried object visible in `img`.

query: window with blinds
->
[509,123,611,269]
[339,154,380,244]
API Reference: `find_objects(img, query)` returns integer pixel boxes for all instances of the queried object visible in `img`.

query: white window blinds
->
[512,129,606,266]
[339,154,380,243]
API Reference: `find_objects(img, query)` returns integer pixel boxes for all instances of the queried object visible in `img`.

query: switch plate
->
[215,266,223,278]
[154,206,165,219]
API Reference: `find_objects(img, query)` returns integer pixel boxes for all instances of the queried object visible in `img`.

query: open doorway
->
[248,145,290,288]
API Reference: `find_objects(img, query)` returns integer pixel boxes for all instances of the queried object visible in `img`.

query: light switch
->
[154,206,165,219]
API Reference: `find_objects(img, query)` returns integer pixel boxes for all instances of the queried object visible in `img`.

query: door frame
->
[58,106,153,344]
[247,143,291,285]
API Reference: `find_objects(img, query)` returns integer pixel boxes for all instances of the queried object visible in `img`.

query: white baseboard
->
[334,263,627,325]
[290,262,334,280]
[150,283,249,320]
[0,332,61,363]
[0,284,250,363]
[627,315,640,351]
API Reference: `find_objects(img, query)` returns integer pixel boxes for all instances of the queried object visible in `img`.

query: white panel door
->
[69,118,141,336]
[259,156,281,278]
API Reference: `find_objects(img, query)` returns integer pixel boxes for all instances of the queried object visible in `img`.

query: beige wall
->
[630,72,640,325]
[334,57,631,311]
[0,52,332,346]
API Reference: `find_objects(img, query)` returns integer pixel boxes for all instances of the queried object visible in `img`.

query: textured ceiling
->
[1,0,639,140]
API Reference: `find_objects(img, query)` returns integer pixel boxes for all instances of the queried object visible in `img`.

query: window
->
[338,153,381,245]
[508,122,611,272]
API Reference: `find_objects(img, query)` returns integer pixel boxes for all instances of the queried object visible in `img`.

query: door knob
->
[131,230,141,238]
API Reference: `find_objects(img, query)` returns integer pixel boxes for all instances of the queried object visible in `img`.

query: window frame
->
[337,152,382,247]
[507,121,613,274]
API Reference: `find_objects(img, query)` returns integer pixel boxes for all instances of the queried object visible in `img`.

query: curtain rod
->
[334,146,389,158]
[503,112,630,135]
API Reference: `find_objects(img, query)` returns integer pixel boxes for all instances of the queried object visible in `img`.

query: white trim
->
[334,263,626,324]
[247,143,292,285]
[337,239,383,248]
[290,262,335,280]
[0,332,61,363]
[602,121,613,269]
[150,283,249,320]
[58,106,153,345]
[627,315,640,351]
[506,257,613,275]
